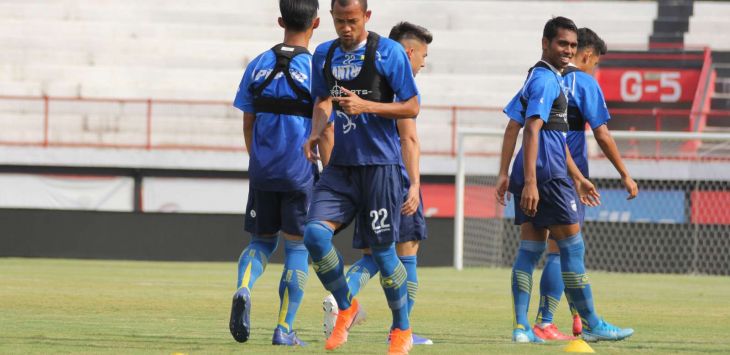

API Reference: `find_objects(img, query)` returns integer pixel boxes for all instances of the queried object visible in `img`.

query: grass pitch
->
[1,258,729,354]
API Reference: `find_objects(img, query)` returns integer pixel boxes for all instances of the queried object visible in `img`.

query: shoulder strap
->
[252,43,311,99]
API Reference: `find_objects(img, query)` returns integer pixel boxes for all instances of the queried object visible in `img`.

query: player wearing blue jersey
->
[228,0,321,347]
[301,0,420,353]
[496,17,634,343]
[321,21,433,347]
[531,27,639,341]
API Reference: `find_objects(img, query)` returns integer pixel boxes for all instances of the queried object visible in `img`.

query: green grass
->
[1,258,729,354]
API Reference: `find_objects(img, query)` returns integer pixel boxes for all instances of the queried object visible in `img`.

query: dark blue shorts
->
[307,164,403,247]
[513,178,579,229]
[244,186,311,236]
[352,190,427,249]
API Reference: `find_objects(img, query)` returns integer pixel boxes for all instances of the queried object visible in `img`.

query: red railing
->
[0,95,728,157]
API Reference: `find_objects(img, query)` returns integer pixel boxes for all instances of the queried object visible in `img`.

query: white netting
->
[455,129,730,275]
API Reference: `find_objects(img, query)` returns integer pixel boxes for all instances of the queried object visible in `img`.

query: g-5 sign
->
[597,68,700,103]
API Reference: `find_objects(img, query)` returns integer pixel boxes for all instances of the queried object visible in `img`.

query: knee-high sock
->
[236,235,278,290]
[303,221,351,310]
[536,253,563,324]
[371,244,409,331]
[398,255,418,316]
[345,254,379,297]
[511,240,546,330]
[276,239,309,333]
[557,233,600,330]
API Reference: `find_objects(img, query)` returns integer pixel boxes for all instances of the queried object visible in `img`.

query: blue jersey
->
[311,35,419,166]
[562,66,611,178]
[233,48,316,191]
[504,61,570,192]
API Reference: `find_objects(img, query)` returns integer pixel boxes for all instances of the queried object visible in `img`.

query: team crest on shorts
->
[570,200,577,212]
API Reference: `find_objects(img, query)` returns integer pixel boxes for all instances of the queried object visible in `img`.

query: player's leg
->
[533,238,573,340]
[396,197,432,346]
[547,181,633,342]
[511,221,548,343]
[363,165,412,353]
[303,166,360,350]
[271,190,311,346]
[230,188,281,343]
[323,243,375,337]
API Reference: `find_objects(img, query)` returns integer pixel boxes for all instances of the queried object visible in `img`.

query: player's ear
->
[277,17,285,29]
[541,37,548,52]
[313,17,320,30]
[364,10,371,22]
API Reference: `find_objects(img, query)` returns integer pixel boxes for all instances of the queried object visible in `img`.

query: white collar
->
[540,60,562,76]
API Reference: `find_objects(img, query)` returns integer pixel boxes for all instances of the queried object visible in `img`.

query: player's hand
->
[622,175,638,200]
[401,184,420,216]
[520,182,539,217]
[495,173,511,206]
[302,135,320,163]
[332,87,370,115]
[576,178,601,207]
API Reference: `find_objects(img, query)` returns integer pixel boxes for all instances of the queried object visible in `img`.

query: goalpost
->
[453,128,730,275]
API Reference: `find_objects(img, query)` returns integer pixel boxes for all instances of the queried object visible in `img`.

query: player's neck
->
[283,30,310,49]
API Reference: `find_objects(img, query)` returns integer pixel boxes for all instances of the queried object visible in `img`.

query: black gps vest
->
[323,32,395,111]
[251,44,313,118]
[562,65,587,132]
[520,61,569,131]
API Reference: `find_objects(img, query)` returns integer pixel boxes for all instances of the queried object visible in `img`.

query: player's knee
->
[303,221,334,252]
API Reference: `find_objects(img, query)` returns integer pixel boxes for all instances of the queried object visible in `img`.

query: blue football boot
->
[272,328,307,346]
[512,327,545,343]
[582,319,634,342]
[229,287,251,343]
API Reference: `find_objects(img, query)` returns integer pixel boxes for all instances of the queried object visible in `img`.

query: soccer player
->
[530,27,639,341]
[228,0,321,347]
[302,0,420,353]
[496,16,634,343]
[321,21,433,346]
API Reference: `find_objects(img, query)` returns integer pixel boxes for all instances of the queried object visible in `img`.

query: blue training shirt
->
[311,36,419,166]
[562,65,611,178]
[233,49,317,191]
[504,61,570,193]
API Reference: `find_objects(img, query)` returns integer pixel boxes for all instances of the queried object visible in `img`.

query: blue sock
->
[303,221,351,310]
[236,235,278,290]
[536,253,563,324]
[511,240,546,330]
[345,254,379,297]
[276,239,309,333]
[398,255,418,316]
[371,244,409,331]
[557,233,601,330]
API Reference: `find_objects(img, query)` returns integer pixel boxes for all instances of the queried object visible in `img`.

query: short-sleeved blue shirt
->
[503,61,570,192]
[233,48,317,191]
[562,66,611,178]
[311,36,419,166]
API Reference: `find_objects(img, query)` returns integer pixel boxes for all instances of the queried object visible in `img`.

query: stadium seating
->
[0,0,659,148]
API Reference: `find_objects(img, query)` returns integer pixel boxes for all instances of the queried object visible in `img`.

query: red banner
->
[596,68,700,103]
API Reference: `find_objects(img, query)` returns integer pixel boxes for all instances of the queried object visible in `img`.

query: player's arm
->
[520,117,542,217]
[496,120,521,206]
[243,112,255,154]
[304,96,333,163]
[565,144,601,207]
[319,122,334,167]
[398,118,420,216]
[593,125,638,199]
[333,88,419,119]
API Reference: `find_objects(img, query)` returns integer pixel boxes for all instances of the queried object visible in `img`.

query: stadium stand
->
[0,0,658,148]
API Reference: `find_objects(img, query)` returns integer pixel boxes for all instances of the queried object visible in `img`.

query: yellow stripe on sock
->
[240,262,253,289]
[277,288,290,331]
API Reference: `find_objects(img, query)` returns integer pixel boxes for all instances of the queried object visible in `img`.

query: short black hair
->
[577,27,607,55]
[542,16,578,41]
[331,0,367,11]
[389,21,433,45]
[280,0,319,32]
